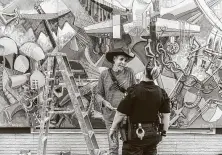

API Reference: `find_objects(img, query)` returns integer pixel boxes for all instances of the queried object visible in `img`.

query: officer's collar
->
[140,81,155,85]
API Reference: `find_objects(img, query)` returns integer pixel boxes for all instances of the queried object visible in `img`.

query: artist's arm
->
[109,111,126,142]
[95,94,114,110]
[110,111,126,130]
[161,113,170,132]
[109,86,135,141]
[96,71,114,110]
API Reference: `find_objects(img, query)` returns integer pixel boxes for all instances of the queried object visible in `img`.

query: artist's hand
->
[103,100,116,110]
[109,128,116,143]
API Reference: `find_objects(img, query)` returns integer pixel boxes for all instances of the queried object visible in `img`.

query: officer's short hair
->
[145,62,160,80]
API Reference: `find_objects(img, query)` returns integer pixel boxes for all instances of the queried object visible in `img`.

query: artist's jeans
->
[104,119,119,155]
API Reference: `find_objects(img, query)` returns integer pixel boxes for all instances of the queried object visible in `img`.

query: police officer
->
[109,64,171,155]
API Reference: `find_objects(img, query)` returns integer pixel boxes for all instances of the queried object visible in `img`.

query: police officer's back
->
[109,65,171,155]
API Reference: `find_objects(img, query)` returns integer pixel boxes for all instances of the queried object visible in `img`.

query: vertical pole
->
[149,0,164,88]
[35,3,57,155]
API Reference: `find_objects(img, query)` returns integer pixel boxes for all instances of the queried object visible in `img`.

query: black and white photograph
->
[0,0,222,154]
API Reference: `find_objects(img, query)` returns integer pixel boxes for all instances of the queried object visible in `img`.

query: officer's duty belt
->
[132,122,157,128]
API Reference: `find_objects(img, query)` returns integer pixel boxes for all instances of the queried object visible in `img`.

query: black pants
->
[122,135,162,155]
[122,123,162,155]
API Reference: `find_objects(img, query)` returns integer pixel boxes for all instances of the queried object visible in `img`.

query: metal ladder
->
[37,52,101,155]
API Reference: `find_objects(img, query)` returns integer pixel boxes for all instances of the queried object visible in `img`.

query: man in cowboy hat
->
[96,42,136,155]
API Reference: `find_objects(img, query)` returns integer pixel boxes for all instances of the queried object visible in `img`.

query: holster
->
[158,123,164,132]
[119,116,131,142]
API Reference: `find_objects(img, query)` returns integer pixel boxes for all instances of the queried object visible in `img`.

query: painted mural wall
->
[0,0,222,129]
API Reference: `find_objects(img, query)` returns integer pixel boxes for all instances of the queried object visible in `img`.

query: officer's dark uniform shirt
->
[117,81,170,123]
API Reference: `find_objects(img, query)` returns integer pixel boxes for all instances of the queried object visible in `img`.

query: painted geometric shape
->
[0,37,18,56]
[20,42,45,61]
[184,91,197,103]
[70,36,79,51]
[210,107,222,122]
[5,55,14,69]
[30,70,45,89]
[113,15,121,38]
[9,74,28,88]
[37,32,53,52]
[14,55,29,73]
[54,86,64,98]
[202,106,222,123]
[159,75,177,95]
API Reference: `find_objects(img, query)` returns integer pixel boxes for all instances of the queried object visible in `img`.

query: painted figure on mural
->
[96,34,136,155]
[109,64,171,155]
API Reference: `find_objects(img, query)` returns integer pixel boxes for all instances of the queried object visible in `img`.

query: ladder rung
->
[47,78,55,81]
[82,112,88,118]
[54,107,68,111]
[47,98,52,102]
[58,83,66,86]
[42,136,47,143]
[60,70,73,77]
[88,130,94,138]
[49,109,75,114]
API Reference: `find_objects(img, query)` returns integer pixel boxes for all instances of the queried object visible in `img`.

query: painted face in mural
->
[113,55,128,71]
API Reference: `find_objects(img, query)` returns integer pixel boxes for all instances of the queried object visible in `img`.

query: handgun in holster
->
[156,114,164,133]
[119,116,132,142]
[158,123,164,132]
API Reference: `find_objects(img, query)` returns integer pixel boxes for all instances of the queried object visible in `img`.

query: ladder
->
[37,52,101,155]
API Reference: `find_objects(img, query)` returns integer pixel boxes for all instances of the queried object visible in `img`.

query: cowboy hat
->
[105,48,135,63]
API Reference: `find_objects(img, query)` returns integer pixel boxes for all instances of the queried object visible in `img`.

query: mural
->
[0,0,222,129]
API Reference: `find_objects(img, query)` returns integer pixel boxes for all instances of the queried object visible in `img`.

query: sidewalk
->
[1,129,222,155]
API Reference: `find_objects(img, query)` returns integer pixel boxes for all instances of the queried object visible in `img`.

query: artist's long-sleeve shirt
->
[97,67,136,121]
